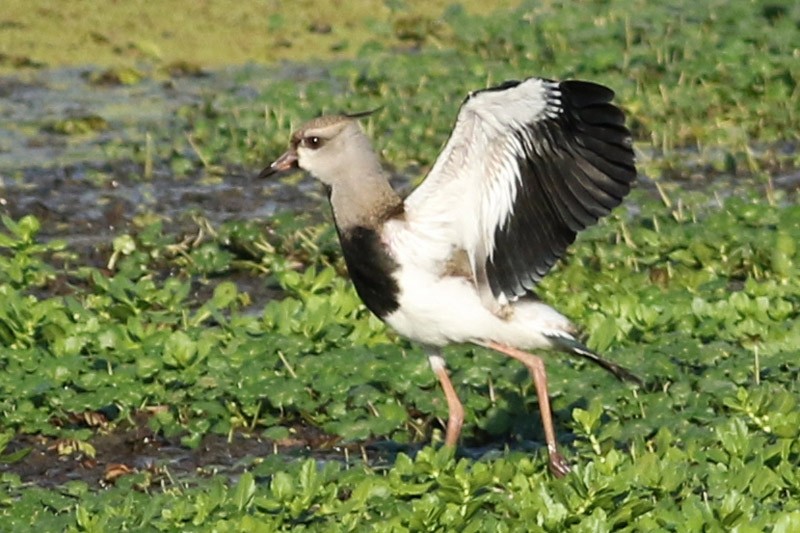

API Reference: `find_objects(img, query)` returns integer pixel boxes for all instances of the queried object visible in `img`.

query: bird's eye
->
[304,136,322,149]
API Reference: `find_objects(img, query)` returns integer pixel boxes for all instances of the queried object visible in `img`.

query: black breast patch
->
[337,226,401,319]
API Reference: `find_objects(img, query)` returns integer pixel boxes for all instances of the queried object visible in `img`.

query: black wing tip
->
[559,80,616,104]
[469,77,617,109]
[560,80,637,188]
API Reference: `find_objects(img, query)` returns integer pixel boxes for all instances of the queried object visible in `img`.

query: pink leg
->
[428,354,464,447]
[477,341,571,477]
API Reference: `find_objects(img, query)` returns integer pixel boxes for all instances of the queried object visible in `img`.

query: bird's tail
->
[547,335,644,387]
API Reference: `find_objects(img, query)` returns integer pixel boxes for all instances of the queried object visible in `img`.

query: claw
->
[548,451,572,477]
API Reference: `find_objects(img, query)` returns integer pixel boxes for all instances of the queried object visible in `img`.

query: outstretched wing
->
[404,77,636,305]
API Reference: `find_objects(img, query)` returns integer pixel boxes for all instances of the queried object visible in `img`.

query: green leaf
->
[232,471,256,511]
[163,330,197,368]
[271,471,294,502]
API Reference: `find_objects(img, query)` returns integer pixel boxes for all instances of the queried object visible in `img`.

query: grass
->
[1,0,800,530]
[0,0,517,71]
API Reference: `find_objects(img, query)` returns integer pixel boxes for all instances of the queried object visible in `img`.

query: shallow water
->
[2,64,797,254]
[0,64,332,255]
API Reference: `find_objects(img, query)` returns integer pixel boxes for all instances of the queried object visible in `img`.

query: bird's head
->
[259,110,380,188]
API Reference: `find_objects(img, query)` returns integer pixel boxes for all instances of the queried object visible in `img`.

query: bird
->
[259,76,641,476]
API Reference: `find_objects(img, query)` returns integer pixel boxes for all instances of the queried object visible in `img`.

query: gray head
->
[259,112,381,187]
[259,110,401,228]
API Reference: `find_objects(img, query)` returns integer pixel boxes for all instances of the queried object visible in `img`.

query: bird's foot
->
[548,451,572,478]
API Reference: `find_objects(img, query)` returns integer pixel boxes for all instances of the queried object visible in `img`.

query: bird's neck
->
[329,171,403,230]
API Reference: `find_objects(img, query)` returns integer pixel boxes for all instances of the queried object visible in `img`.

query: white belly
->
[384,264,574,349]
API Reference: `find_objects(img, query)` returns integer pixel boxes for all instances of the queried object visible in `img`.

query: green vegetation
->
[1,0,799,530]
[0,0,516,72]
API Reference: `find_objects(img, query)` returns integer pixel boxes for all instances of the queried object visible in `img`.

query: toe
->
[549,452,572,477]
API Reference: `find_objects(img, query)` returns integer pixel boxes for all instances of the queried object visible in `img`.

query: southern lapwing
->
[260,77,641,476]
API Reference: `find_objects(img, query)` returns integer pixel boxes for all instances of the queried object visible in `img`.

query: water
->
[0,64,328,253]
[2,63,797,254]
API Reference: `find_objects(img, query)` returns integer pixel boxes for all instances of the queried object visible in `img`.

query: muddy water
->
[0,64,331,257]
[5,415,374,490]
[2,64,797,253]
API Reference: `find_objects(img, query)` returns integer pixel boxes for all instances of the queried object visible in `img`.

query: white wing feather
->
[404,77,560,303]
